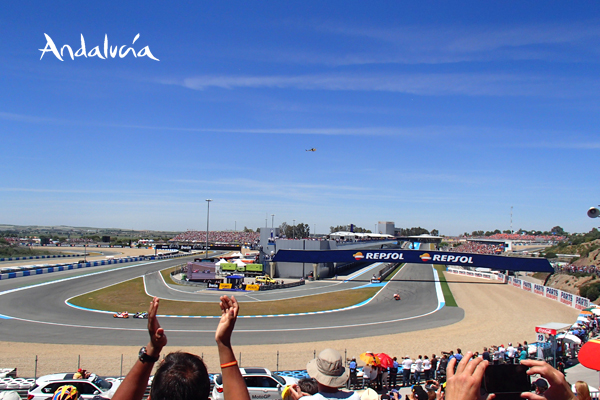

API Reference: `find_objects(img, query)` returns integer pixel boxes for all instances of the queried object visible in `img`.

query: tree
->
[550,226,566,236]
[330,224,371,233]
[471,230,484,237]
[395,227,429,236]
[431,229,439,236]
[280,222,310,238]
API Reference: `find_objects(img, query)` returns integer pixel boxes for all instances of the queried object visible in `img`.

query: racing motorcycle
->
[133,311,148,319]
[113,311,129,318]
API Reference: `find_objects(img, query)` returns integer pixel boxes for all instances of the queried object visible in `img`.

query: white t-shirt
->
[307,391,361,399]
[401,358,413,370]
[414,359,423,372]
[507,346,516,358]
[423,359,431,370]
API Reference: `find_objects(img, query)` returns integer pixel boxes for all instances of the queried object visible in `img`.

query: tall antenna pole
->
[510,206,513,233]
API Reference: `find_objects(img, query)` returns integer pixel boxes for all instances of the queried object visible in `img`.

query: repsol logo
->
[430,254,474,264]
[364,252,404,260]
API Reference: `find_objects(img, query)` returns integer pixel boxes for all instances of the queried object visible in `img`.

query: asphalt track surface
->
[0,254,464,346]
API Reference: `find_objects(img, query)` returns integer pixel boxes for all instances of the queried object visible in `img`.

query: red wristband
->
[220,360,238,368]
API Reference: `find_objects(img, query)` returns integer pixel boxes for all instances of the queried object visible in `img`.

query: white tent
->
[232,259,247,267]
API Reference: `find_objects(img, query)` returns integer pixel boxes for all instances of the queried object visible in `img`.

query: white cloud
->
[171,72,598,97]
[296,20,600,65]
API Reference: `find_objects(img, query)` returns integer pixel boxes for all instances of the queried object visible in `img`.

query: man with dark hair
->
[348,357,358,390]
[298,378,319,395]
[389,357,399,388]
[150,352,211,400]
[481,347,490,362]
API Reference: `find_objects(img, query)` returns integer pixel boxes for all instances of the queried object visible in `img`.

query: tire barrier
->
[0,254,79,261]
[0,253,191,281]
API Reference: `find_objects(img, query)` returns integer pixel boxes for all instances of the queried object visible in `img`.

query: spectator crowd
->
[555,263,600,276]
[451,242,503,255]
[171,230,260,245]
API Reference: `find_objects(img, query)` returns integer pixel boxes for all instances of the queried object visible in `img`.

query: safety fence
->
[0,253,190,281]
[445,268,591,311]
[0,254,79,261]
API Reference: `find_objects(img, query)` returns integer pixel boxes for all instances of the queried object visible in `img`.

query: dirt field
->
[0,272,580,377]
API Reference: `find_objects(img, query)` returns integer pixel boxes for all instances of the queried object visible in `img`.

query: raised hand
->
[215,295,239,346]
[520,359,575,400]
[446,352,493,400]
[147,297,167,356]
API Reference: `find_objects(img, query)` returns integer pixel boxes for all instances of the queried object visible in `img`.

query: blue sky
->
[1,1,599,236]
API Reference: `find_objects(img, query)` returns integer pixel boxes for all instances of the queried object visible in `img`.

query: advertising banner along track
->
[273,249,553,272]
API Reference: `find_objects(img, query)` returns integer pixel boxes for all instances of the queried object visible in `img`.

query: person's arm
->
[519,360,575,400]
[112,297,167,400]
[215,295,251,400]
[445,351,492,400]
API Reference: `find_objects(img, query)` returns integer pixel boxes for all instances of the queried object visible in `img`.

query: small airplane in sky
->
[306,148,316,152]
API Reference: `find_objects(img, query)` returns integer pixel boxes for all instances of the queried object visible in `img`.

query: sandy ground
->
[0,273,580,377]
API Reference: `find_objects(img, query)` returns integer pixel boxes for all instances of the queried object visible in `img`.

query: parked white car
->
[28,373,121,400]
[212,367,298,400]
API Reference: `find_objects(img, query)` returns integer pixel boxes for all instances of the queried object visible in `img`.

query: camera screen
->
[484,364,530,393]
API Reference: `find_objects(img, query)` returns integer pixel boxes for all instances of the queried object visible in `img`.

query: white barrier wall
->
[446,267,590,311]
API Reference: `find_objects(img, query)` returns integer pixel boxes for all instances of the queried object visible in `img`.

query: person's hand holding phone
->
[519,360,575,400]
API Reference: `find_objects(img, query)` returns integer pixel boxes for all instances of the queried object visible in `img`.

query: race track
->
[0,253,464,346]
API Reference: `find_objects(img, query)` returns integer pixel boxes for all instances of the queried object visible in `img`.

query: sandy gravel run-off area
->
[0,271,580,377]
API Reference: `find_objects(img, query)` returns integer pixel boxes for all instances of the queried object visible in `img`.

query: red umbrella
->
[578,339,600,370]
[376,353,394,369]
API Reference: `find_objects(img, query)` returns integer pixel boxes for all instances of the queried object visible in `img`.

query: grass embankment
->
[434,265,457,307]
[70,278,380,316]
[160,266,182,285]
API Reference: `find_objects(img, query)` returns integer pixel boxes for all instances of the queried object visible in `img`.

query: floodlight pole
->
[206,199,212,259]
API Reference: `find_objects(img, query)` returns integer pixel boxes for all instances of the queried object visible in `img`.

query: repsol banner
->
[273,249,554,272]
